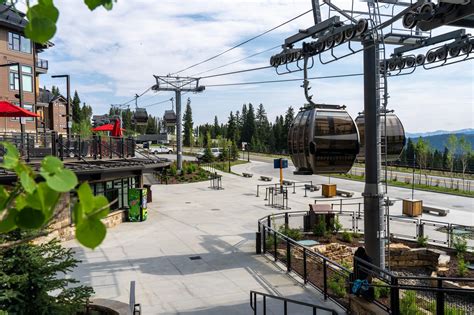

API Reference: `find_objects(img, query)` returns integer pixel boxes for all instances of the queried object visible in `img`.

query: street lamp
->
[0,62,24,146]
[51,74,70,140]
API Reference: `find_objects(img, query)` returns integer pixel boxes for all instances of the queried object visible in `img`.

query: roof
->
[38,88,66,104]
[164,110,176,121]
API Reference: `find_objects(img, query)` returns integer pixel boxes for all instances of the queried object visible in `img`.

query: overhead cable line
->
[143,98,173,108]
[119,86,152,106]
[200,65,273,79]
[170,8,314,75]
[204,73,363,87]
[192,45,282,77]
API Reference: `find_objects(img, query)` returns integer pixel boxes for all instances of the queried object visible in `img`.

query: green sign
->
[128,188,148,222]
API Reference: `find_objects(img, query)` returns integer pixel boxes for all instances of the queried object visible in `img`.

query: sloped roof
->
[0,4,27,31]
[38,88,66,104]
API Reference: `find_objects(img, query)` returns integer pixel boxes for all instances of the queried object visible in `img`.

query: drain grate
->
[189,256,202,261]
[211,208,220,211]
[185,202,191,204]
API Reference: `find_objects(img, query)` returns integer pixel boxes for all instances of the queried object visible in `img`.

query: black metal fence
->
[257,212,474,315]
[0,132,136,161]
[264,186,290,209]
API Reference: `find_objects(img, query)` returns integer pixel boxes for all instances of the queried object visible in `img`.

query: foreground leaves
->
[40,156,78,192]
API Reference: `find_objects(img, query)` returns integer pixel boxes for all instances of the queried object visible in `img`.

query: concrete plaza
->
[65,160,473,314]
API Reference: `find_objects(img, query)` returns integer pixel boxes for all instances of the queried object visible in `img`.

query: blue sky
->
[34,0,473,133]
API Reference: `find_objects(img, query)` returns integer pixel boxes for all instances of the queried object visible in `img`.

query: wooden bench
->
[423,205,450,216]
[309,204,333,212]
[260,176,272,182]
[242,172,253,178]
[336,189,354,197]
[282,180,294,186]
[304,184,320,192]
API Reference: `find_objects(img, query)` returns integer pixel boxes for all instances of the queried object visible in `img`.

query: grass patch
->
[210,160,248,174]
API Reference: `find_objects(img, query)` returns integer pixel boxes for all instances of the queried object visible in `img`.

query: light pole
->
[0,63,24,146]
[51,75,70,140]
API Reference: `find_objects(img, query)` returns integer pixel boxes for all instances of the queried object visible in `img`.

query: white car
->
[151,146,173,154]
[196,148,221,160]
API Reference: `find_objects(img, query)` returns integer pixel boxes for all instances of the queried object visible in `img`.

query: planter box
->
[403,199,423,217]
[322,184,337,198]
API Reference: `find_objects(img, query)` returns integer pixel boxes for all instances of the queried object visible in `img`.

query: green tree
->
[183,98,193,147]
[458,136,472,189]
[230,141,239,160]
[432,149,443,169]
[0,235,93,313]
[212,116,220,139]
[227,111,237,142]
[405,138,415,166]
[145,116,158,134]
[415,138,430,183]
[202,131,214,162]
[242,103,256,144]
[72,90,82,124]
[446,134,458,187]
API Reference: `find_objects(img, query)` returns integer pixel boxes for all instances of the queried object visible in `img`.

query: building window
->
[8,32,31,53]
[11,104,35,122]
[9,65,33,93]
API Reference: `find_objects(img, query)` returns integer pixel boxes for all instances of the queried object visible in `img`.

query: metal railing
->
[249,290,338,315]
[264,186,290,210]
[36,58,48,70]
[209,172,223,190]
[256,212,474,314]
[256,180,314,197]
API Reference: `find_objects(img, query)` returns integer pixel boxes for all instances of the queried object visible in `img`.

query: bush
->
[169,164,177,176]
[328,273,347,298]
[417,235,428,247]
[400,291,423,315]
[278,226,302,241]
[333,216,343,233]
[453,236,467,255]
[458,257,468,277]
[373,280,390,299]
[341,230,353,243]
[313,217,327,237]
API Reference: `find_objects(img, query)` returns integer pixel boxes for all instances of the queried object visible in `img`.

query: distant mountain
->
[406,128,474,138]
[407,133,474,152]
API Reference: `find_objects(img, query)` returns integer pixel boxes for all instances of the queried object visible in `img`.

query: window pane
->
[22,75,33,93]
[20,37,31,53]
[21,65,32,74]
[8,32,13,49]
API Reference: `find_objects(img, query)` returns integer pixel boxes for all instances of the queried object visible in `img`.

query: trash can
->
[143,184,152,203]
[128,188,148,222]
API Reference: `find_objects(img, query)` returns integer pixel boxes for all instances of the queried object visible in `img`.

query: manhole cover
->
[297,240,319,246]
[189,256,202,261]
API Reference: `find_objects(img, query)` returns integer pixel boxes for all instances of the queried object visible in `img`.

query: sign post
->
[274,158,288,190]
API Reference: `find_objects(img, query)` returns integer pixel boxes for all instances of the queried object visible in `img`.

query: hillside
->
[408,133,474,152]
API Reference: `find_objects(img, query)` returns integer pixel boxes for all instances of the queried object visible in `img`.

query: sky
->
[31,0,473,133]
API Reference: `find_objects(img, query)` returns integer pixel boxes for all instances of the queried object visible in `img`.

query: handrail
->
[249,290,338,315]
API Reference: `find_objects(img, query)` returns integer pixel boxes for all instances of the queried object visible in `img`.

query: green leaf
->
[0,186,9,210]
[16,207,46,229]
[25,183,59,219]
[27,0,59,23]
[0,209,18,233]
[15,195,27,211]
[72,202,84,226]
[25,17,57,44]
[1,142,19,170]
[76,219,106,249]
[20,171,36,194]
[84,0,104,10]
[90,195,109,220]
[40,156,63,174]
[42,169,78,192]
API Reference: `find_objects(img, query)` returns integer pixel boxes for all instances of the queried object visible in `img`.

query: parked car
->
[150,146,173,154]
[196,148,221,160]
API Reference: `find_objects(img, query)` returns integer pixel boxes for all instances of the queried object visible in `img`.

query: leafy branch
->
[0,143,110,249]
[0,0,117,44]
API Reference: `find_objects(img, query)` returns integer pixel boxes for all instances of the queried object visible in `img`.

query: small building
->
[37,88,67,135]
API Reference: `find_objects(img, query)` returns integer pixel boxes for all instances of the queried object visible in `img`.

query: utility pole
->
[152,76,205,171]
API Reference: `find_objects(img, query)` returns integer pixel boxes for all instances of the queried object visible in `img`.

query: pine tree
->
[242,103,256,144]
[405,138,415,165]
[71,91,81,124]
[212,116,219,139]
[183,98,193,146]
[227,111,237,142]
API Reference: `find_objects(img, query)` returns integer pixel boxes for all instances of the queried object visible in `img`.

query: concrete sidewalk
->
[65,169,343,314]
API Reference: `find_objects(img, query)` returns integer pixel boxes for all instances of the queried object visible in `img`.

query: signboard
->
[273,158,288,169]
[128,188,148,222]
[242,142,248,151]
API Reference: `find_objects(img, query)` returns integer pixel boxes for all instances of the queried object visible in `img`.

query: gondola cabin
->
[288,107,360,175]
[133,108,149,126]
[355,112,406,162]
[163,109,177,128]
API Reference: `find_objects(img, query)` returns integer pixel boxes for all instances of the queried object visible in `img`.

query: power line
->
[171,8,314,75]
[192,45,281,77]
[201,65,273,79]
[204,73,363,87]
[143,98,173,108]
[119,86,152,106]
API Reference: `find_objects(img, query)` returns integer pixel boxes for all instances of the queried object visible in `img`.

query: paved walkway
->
[65,167,343,314]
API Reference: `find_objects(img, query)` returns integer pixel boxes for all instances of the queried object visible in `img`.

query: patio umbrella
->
[0,101,39,117]
[111,118,123,137]
[92,123,114,132]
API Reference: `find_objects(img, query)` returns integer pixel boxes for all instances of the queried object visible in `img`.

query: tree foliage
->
[0,234,93,313]
[183,98,193,147]
[0,144,109,249]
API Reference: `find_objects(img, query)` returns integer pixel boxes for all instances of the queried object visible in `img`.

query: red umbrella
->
[92,123,114,132]
[0,101,39,117]
[111,118,123,137]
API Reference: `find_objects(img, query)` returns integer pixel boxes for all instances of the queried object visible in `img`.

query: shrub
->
[278,226,302,241]
[341,230,353,243]
[453,236,467,255]
[400,291,423,315]
[458,257,468,277]
[328,273,347,298]
[313,217,327,237]
[373,280,390,299]
[169,164,177,176]
[417,235,428,247]
[333,216,343,233]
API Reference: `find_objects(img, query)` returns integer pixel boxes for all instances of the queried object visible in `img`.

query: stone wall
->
[388,243,449,271]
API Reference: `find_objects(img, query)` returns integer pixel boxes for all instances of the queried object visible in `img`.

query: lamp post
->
[51,75,70,141]
[0,62,24,146]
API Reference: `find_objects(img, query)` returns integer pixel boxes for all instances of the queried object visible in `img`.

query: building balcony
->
[36,58,48,73]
